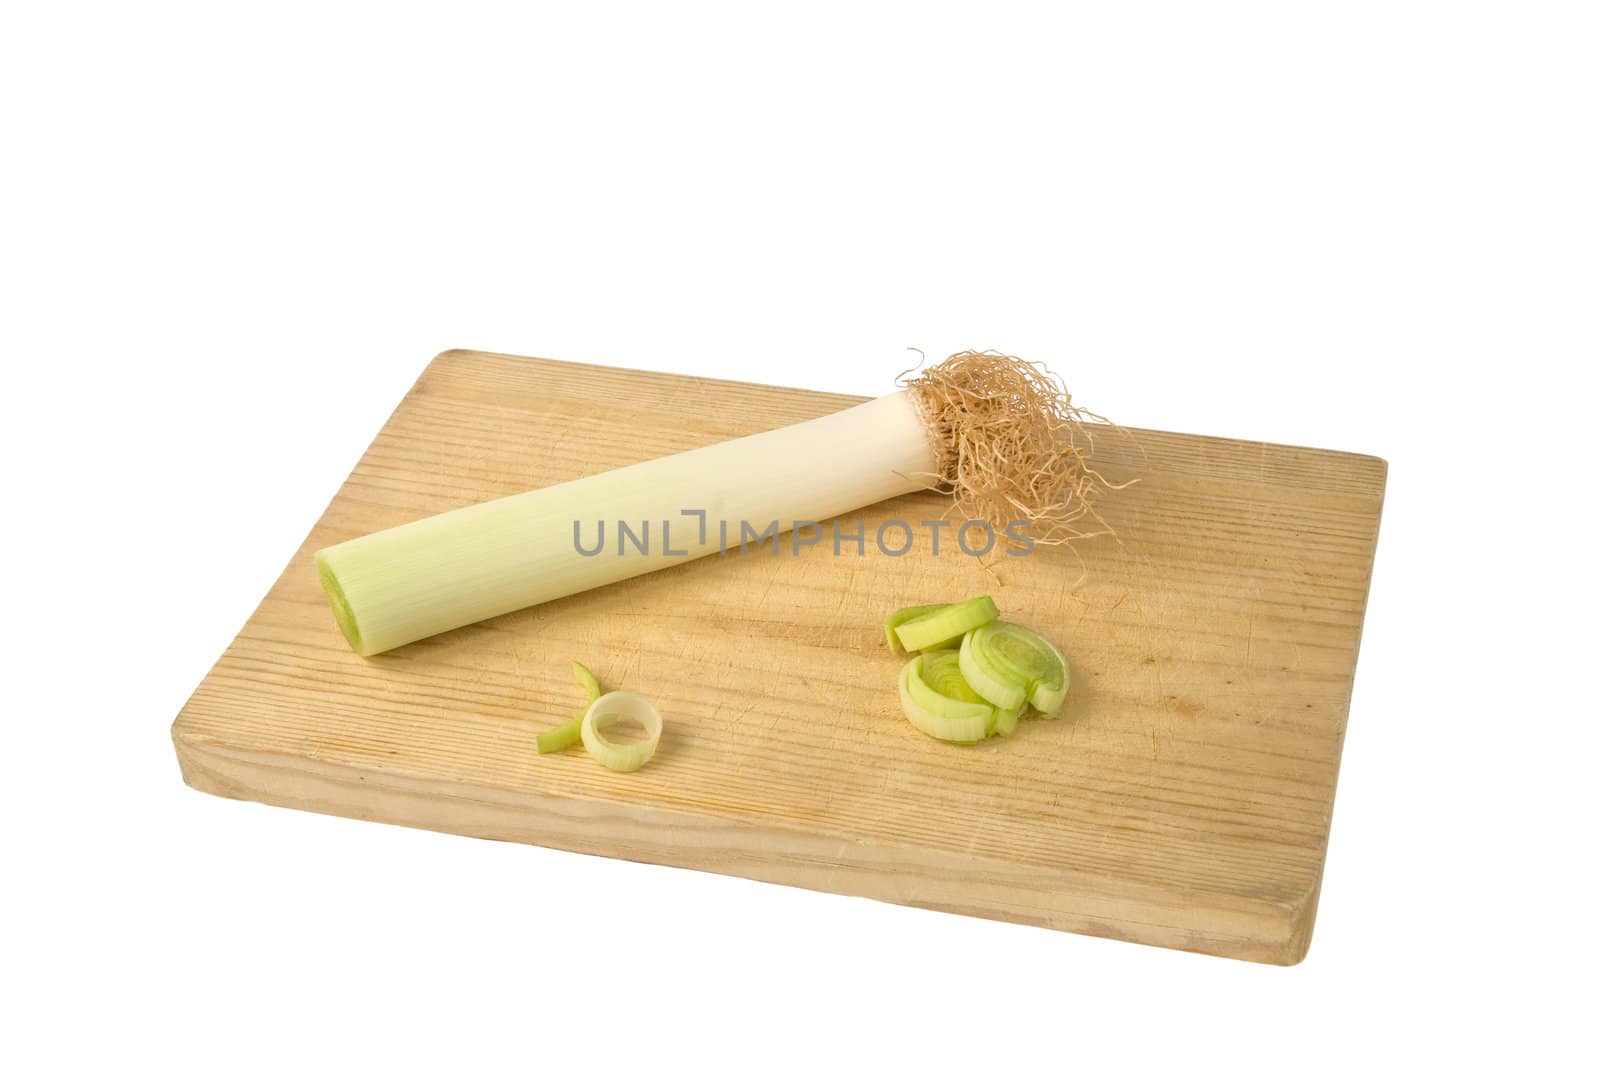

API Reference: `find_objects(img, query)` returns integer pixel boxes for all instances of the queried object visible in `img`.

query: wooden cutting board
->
[172,350,1385,964]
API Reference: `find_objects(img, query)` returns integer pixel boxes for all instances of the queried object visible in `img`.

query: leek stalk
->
[318,393,938,655]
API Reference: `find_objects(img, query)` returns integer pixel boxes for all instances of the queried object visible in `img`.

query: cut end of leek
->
[315,550,366,656]
[580,691,663,772]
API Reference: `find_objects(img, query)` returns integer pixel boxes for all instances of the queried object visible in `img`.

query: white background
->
[4,2,1596,1063]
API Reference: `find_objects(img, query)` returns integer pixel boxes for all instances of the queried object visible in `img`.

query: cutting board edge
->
[170,720,1319,966]
[435,347,1391,486]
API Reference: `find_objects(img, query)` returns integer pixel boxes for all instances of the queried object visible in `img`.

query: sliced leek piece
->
[580,690,663,772]
[884,603,949,653]
[958,628,1026,712]
[899,651,995,744]
[538,659,605,754]
[893,595,1000,652]
[536,716,584,755]
[571,659,603,702]
[959,621,1070,717]
[315,391,943,656]
[992,704,1023,737]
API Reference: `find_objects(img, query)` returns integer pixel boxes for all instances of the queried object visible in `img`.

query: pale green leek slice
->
[537,659,604,754]
[899,651,996,744]
[893,595,1000,652]
[536,716,584,755]
[884,604,949,653]
[580,691,663,772]
[992,704,1023,737]
[571,659,603,702]
[959,621,1070,717]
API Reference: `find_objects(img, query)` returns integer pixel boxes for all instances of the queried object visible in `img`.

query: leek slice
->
[571,659,603,702]
[536,716,584,755]
[893,596,1000,652]
[884,603,949,653]
[959,622,1070,717]
[899,651,995,744]
[537,660,604,754]
[992,704,1023,737]
[580,691,663,772]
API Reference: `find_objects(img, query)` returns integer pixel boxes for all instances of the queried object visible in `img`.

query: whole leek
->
[317,352,1108,655]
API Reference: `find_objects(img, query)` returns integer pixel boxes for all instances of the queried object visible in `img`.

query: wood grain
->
[171,350,1386,964]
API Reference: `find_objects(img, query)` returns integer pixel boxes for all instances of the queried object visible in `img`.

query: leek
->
[892,595,999,652]
[580,691,663,772]
[316,351,1112,656]
[537,660,664,772]
[898,651,996,744]
[317,394,938,655]
[959,622,1070,717]
[535,658,603,755]
[571,659,602,702]
[992,704,1023,737]
[535,717,584,755]
[886,600,1072,742]
[884,604,948,653]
